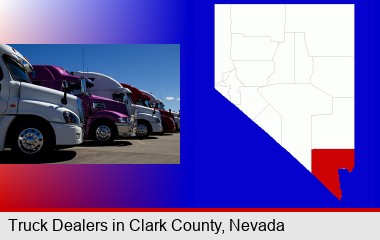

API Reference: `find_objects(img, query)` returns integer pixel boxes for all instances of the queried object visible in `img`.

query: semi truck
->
[0,45,83,159]
[29,65,136,145]
[139,90,176,133]
[72,72,163,138]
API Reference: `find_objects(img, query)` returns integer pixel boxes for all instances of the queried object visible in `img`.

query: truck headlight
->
[118,117,130,123]
[63,111,80,125]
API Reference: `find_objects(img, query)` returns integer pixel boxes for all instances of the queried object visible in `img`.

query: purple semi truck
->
[29,65,137,144]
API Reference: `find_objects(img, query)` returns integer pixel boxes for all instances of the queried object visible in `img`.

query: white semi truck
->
[72,72,163,138]
[140,90,180,131]
[0,44,83,159]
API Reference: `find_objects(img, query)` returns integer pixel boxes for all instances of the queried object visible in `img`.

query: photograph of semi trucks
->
[0,44,180,163]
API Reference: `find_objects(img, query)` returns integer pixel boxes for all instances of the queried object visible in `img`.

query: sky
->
[11,44,180,111]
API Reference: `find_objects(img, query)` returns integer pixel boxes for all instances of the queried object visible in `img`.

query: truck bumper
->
[116,122,136,137]
[151,122,163,133]
[51,123,83,146]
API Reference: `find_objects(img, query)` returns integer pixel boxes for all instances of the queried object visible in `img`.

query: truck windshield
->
[113,92,125,103]
[68,78,92,96]
[144,100,152,108]
[67,82,84,95]
[158,103,165,110]
[152,102,165,110]
[3,55,31,83]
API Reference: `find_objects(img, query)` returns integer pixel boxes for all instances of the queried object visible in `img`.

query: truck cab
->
[120,83,165,137]
[0,45,83,159]
[29,65,136,144]
[140,90,176,133]
[72,72,163,138]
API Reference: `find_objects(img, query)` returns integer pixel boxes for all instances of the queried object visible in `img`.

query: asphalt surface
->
[0,133,180,164]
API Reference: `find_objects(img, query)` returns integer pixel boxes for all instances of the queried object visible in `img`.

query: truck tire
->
[10,121,53,160]
[91,121,116,145]
[136,120,152,139]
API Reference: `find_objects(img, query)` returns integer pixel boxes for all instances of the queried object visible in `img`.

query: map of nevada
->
[215,4,354,199]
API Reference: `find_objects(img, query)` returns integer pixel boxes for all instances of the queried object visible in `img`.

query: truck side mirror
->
[61,80,68,105]
[153,109,156,115]
[62,80,68,89]
[80,78,93,94]
[81,78,86,94]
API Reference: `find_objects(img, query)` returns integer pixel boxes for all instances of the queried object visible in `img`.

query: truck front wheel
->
[10,121,53,159]
[136,120,152,139]
[91,121,116,145]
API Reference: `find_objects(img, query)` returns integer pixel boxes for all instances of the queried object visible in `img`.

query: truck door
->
[0,65,8,114]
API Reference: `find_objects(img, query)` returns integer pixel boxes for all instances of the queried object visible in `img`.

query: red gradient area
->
[312,149,355,200]
[0,165,183,209]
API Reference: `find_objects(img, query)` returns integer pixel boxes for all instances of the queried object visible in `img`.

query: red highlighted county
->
[215,5,355,199]
[312,149,355,200]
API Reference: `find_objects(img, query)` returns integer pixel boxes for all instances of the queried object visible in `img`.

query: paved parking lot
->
[0,133,180,164]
